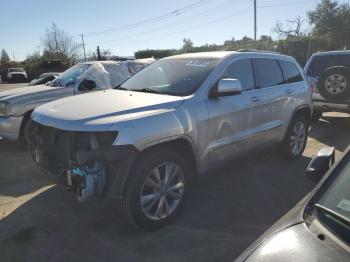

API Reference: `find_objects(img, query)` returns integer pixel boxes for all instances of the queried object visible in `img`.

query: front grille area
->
[29,121,117,175]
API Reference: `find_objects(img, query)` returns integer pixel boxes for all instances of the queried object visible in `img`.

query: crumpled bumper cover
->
[32,144,139,200]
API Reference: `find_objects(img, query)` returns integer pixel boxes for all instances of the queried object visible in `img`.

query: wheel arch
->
[19,110,33,137]
[293,105,312,126]
[118,136,199,198]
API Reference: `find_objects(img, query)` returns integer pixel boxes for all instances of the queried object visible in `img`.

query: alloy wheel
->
[140,162,185,220]
[290,121,306,156]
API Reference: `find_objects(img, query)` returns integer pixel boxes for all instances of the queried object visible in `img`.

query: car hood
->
[0,84,55,101]
[244,223,349,261]
[32,89,185,131]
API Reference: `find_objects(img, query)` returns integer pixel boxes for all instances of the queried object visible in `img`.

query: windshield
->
[8,68,24,73]
[121,58,219,96]
[318,160,350,222]
[51,64,90,87]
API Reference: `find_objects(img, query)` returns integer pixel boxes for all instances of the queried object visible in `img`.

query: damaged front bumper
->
[29,122,138,201]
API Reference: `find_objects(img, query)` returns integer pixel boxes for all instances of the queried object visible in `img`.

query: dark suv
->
[304,51,350,119]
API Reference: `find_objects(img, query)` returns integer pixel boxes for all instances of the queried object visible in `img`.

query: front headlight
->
[0,102,11,115]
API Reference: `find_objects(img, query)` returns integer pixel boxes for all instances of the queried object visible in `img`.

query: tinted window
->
[254,59,283,88]
[280,60,303,83]
[307,54,350,77]
[222,59,254,91]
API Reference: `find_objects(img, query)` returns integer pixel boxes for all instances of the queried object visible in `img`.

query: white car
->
[0,61,134,142]
[7,68,28,83]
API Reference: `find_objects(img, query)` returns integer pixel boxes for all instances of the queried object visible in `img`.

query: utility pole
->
[254,0,257,42]
[37,45,40,55]
[12,52,15,62]
[96,46,101,61]
[81,34,87,62]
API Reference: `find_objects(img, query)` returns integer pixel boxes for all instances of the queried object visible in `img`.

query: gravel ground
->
[0,83,349,262]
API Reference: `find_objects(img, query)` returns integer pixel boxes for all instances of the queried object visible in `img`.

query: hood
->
[244,223,349,261]
[32,89,185,131]
[0,84,55,101]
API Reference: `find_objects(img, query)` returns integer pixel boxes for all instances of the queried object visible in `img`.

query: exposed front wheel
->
[120,149,191,230]
[281,115,309,159]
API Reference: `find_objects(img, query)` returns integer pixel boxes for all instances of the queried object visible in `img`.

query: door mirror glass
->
[213,78,242,98]
[78,79,96,91]
[306,147,335,183]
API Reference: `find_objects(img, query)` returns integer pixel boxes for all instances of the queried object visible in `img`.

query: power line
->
[102,9,251,47]
[90,0,316,49]
[85,0,237,47]
[80,0,213,37]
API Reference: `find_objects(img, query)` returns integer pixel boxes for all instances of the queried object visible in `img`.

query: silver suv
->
[29,51,312,229]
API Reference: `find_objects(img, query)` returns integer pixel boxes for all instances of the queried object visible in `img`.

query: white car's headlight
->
[0,102,11,115]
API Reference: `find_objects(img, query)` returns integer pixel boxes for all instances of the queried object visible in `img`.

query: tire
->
[120,148,191,230]
[318,66,350,101]
[281,114,309,160]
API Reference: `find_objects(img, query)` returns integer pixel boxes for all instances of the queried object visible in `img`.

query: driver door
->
[206,58,263,165]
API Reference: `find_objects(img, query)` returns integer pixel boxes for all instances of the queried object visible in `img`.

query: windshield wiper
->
[131,88,164,94]
[314,203,350,227]
[115,85,128,90]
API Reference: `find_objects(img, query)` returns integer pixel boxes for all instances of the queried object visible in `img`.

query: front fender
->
[110,108,188,151]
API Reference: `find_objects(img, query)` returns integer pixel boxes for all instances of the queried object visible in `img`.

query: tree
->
[42,22,81,65]
[0,49,10,66]
[308,0,350,48]
[182,38,193,52]
[273,16,306,38]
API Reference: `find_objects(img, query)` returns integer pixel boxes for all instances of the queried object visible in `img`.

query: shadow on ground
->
[0,112,349,261]
[0,150,314,262]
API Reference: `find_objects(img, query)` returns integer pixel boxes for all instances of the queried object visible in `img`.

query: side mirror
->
[78,79,96,91]
[210,78,243,98]
[306,147,335,183]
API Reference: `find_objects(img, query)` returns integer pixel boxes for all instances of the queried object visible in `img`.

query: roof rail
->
[237,49,280,54]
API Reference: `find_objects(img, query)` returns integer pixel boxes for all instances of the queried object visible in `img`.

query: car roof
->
[311,50,350,57]
[79,61,124,65]
[165,51,237,59]
[163,51,295,62]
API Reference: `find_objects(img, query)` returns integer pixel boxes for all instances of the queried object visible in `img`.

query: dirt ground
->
[0,106,349,261]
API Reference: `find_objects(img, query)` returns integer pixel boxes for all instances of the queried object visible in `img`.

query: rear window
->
[253,59,283,88]
[279,60,303,84]
[307,54,350,77]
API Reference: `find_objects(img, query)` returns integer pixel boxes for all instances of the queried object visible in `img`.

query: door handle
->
[286,89,294,94]
[250,96,260,102]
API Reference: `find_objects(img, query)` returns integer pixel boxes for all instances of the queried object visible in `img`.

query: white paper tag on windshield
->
[186,60,210,67]
[337,199,350,212]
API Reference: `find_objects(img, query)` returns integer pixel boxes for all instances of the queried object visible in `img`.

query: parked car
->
[28,51,312,230]
[126,58,156,75]
[236,146,350,261]
[0,61,133,142]
[304,51,350,120]
[6,68,28,83]
[28,72,61,86]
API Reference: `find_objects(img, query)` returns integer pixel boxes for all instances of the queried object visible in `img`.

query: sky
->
[0,0,348,61]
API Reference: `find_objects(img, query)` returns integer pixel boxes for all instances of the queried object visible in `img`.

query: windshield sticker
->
[186,60,210,67]
[337,199,350,212]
